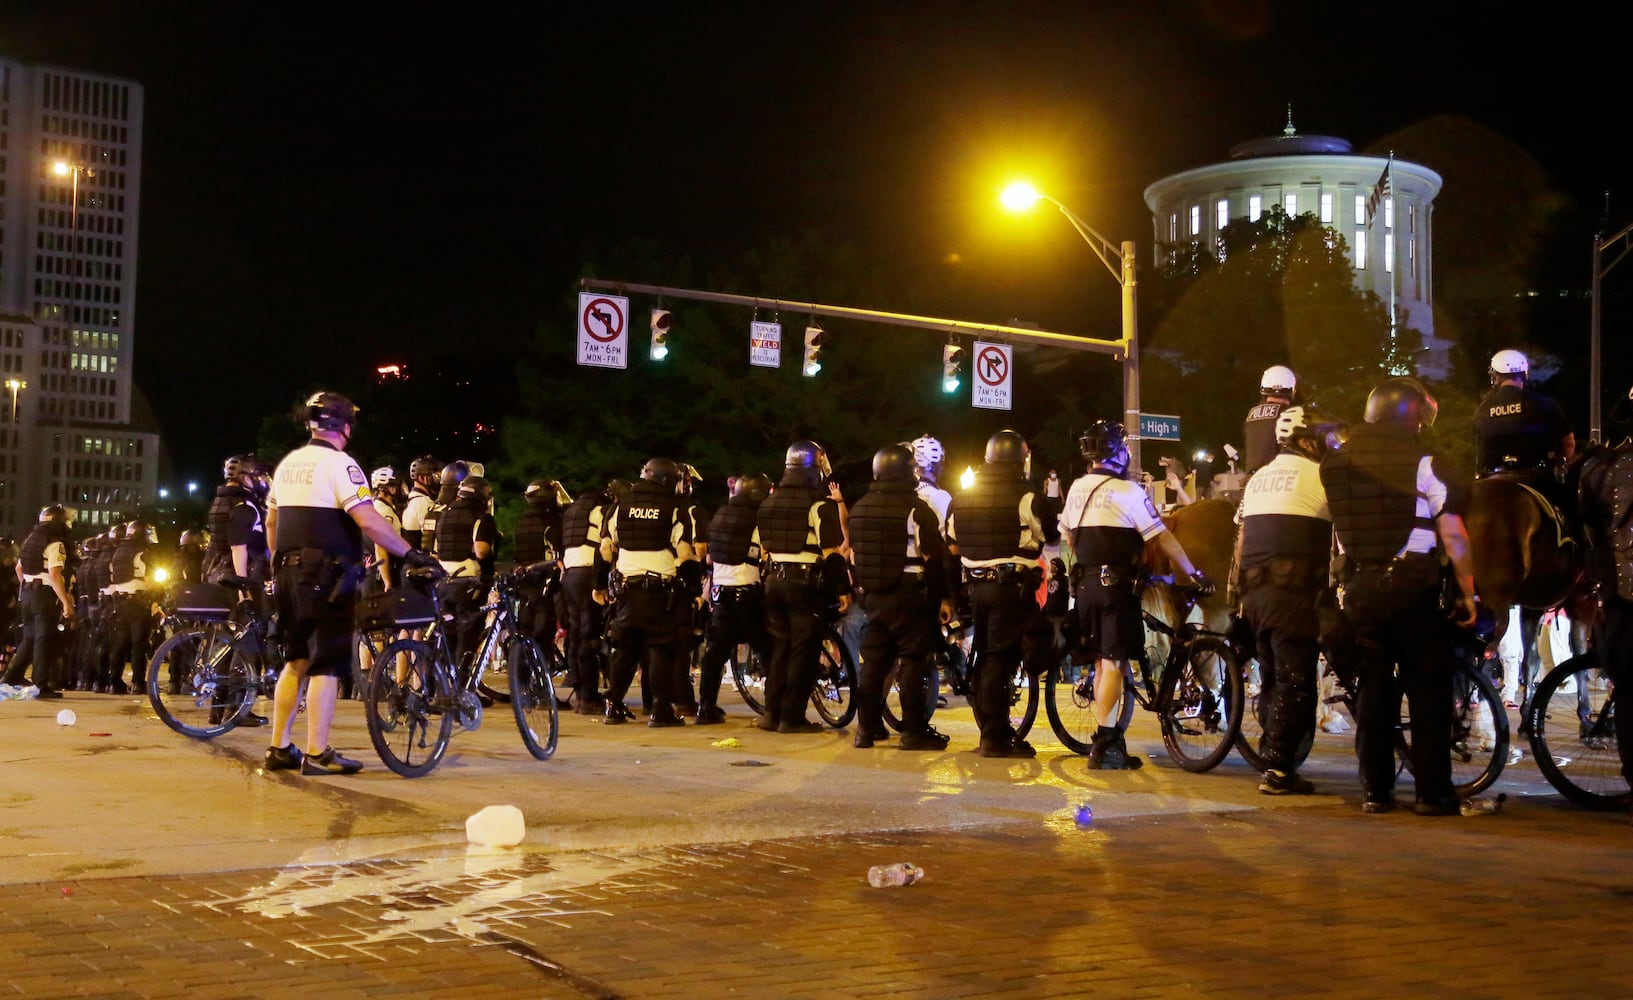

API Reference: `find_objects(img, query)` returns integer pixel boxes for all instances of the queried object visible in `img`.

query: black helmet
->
[1364,376,1438,430]
[409,455,440,481]
[641,457,680,487]
[871,444,914,482]
[606,477,633,501]
[1079,420,1130,475]
[984,429,1031,468]
[180,529,207,547]
[303,391,356,432]
[37,503,71,527]
[733,472,773,502]
[456,475,492,500]
[223,453,261,481]
[525,479,556,505]
[439,460,469,486]
[785,440,832,478]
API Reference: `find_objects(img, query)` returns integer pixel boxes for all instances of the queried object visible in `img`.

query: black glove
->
[1189,569,1216,598]
[401,548,441,572]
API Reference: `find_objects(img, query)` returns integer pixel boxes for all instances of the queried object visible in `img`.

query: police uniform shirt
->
[267,441,373,558]
[227,499,268,553]
[562,504,606,570]
[401,489,432,536]
[106,545,152,594]
[1235,451,1332,565]
[372,497,401,536]
[1061,471,1166,563]
[947,491,1048,570]
[23,537,68,584]
[916,481,952,531]
[1473,384,1573,471]
[605,504,688,578]
[706,499,763,587]
[765,498,845,564]
[438,510,498,578]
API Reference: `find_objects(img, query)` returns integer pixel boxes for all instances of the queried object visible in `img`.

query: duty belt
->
[767,560,819,582]
[965,564,1025,583]
[618,572,675,591]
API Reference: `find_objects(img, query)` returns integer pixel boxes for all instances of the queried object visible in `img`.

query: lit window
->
[1189,205,1201,237]
[1384,196,1394,230]
[1167,213,1178,243]
[1356,194,1367,225]
[1320,193,1334,224]
[1216,199,1228,230]
[1284,194,1297,217]
[1249,196,1262,222]
[1384,234,1394,273]
[1355,232,1367,270]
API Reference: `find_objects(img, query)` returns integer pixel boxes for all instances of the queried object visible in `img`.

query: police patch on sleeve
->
[348,465,367,485]
[357,486,373,501]
[1143,496,1160,519]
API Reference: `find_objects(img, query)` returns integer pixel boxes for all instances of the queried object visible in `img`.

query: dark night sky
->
[1,2,1627,484]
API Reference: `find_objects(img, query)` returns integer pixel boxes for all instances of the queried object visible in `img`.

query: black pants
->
[561,567,604,700]
[5,583,66,689]
[1342,568,1456,805]
[857,584,937,733]
[1241,582,1320,772]
[967,577,1051,744]
[105,593,154,691]
[764,570,827,724]
[1593,594,1633,784]
[698,585,770,709]
[606,585,678,715]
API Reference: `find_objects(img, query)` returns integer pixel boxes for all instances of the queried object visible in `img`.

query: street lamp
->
[5,378,25,424]
[1001,181,1143,475]
[51,158,94,434]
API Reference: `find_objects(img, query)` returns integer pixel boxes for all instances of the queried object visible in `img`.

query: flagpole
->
[1386,153,1396,350]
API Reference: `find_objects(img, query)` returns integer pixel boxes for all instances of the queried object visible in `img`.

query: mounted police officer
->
[1233,406,1338,795]
[850,444,952,751]
[265,390,439,776]
[600,458,698,727]
[400,455,440,549]
[757,440,851,733]
[696,472,772,724]
[1244,365,1298,475]
[1474,349,1575,515]
[1575,384,1633,799]
[2,505,77,697]
[947,430,1059,757]
[1320,376,1478,815]
[1063,420,1214,770]
[559,480,617,715]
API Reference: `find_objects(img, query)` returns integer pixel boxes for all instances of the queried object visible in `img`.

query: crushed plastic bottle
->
[866,862,923,888]
[1460,793,1507,816]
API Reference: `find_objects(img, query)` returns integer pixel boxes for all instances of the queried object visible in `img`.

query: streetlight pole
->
[5,379,26,424]
[1591,214,1633,446]
[52,159,93,434]
[1002,184,1142,475]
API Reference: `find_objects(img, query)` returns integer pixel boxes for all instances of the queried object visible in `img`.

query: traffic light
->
[941,342,966,394]
[803,325,825,377]
[650,308,672,361]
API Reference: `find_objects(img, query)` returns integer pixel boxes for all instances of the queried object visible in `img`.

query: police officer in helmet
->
[696,472,773,724]
[2,505,77,697]
[1320,376,1477,815]
[851,444,952,750]
[400,455,441,549]
[756,440,851,732]
[1574,383,1633,794]
[435,474,500,679]
[558,479,617,715]
[513,479,568,666]
[1245,365,1298,475]
[1474,349,1576,514]
[421,460,469,557]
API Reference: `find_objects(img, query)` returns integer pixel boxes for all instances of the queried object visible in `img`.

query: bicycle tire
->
[1045,655,1135,756]
[365,638,453,778]
[812,629,857,728]
[1159,635,1244,773]
[547,632,573,708]
[1529,654,1628,809]
[1396,658,1509,797]
[508,637,560,761]
[730,643,767,715]
[1232,654,1316,773]
[953,651,1041,739]
[146,629,255,740]
[883,660,938,732]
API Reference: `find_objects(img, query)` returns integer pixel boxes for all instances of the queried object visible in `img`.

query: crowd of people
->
[2,354,1629,813]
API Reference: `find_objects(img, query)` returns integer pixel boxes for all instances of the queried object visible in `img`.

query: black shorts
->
[274,564,354,677]
[1074,580,1144,661]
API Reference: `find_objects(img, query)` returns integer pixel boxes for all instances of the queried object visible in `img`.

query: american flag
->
[1365,159,1392,227]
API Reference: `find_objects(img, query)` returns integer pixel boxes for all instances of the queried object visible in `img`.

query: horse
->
[1145,496,1238,636]
[1463,473,1594,726]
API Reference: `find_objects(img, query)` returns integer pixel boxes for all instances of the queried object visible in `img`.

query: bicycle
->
[729,601,857,728]
[145,576,278,740]
[364,566,560,777]
[1045,575,1244,771]
[1527,651,1628,808]
[880,619,1042,738]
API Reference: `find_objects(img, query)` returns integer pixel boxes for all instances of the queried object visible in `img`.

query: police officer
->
[265,390,439,776]
[104,519,162,698]
[1244,365,1298,475]
[203,453,273,591]
[1063,420,1213,770]
[850,444,952,751]
[514,478,567,660]
[1233,406,1337,795]
[2,505,77,697]
[177,529,209,583]
[1574,385,1633,795]
[435,475,500,677]
[696,472,772,724]
[366,467,404,595]
[1319,376,1478,815]
[757,440,851,733]
[947,430,1059,757]
[599,458,698,727]
[400,455,440,549]
[667,464,710,716]
[421,460,468,557]
[84,529,118,691]
[908,434,953,529]
[1473,349,1576,509]
[559,480,616,715]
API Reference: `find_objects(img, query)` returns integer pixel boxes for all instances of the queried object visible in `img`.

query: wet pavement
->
[2,687,1631,998]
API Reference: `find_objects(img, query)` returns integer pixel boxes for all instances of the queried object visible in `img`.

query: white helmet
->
[1260,365,1297,397]
[1490,349,1528,380]
[370,466,397,489]
[910,435,943,481]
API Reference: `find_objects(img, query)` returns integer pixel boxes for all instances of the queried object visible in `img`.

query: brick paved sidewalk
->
[4,798,1630,999]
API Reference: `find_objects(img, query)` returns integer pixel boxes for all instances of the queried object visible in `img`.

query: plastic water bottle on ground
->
[465,804,526,846]
[866,862,923,888]
[1460,793,1507,815]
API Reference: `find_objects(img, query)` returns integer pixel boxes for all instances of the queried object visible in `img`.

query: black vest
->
[1244,400,1285,474]
[204,485,246,562]
[20,525,67,576]
[758,484,823,557]
[613,481,680,554]
[561,493,605,551]
[708,495,761,566]
[110,538,151,585]
[1579,443,1633,599]
[435,500,482,563]
[1320,423,1425,564]
[953,468,1033,562]
[514,504,556,564]
[89,548,114,593]
[849,480,919,590]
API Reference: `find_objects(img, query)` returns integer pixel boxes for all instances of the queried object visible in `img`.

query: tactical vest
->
[1244,401,1285,474]
[613,482,679,554]
[514,505,553,564]
[848,481,918,590]
[435,500,482,563]
[953,469,1032,562]
[20,525,65,577]
[561,494,604,550]
[205,485,247,564]
[110,539,151,585]
[708,496,761,566]
[1474,385,1555,471]
[1320,423,1425,564]
[421,502,447,556]
[758,484,823,557]
[89,549,114,593]
[1580,445,1633,600]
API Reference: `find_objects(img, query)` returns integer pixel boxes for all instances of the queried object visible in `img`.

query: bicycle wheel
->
[1397,658,1509,797]
[730,643,767,715]
[365,639,453,778]
[1045,654,1135,756]
[508,637,559,761]
[1157,636,1243,772]
[883,659,938,732]
[811,629,857,727]
[1529,654,1628,809]
[954,650,1041,739]
[548,631,573,707]
[147,629,254,740]
[1232,655,1317,773]
[476,625,513,705]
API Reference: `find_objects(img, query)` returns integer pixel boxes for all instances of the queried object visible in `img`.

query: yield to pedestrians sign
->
[577,292,629,369]
[972,341,1012,411]
[750,320,782,368]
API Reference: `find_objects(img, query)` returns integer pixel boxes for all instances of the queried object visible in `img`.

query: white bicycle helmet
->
[370,466,397,489]
[1260,365,1297,397]
[1490,349,1529,381]
[910,435,944,481]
